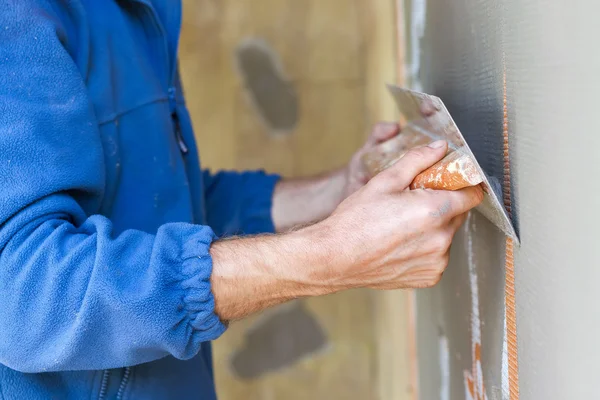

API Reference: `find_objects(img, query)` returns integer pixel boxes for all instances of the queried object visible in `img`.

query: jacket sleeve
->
[202,170,281,237]
[0,2,225,373]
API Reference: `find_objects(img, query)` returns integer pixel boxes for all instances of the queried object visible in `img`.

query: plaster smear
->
[234,38,298,135]
[407,0,427,91]
[501,315,510,399]
[439,334,450,400]
[463,213,488,400]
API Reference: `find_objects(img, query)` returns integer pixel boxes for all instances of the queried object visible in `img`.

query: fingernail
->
[428,140,446,149]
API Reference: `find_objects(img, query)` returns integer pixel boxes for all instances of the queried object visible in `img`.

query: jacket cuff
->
[180,227,227,343]
[242,172,281,234]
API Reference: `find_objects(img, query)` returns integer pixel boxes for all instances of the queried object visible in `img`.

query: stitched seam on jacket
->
[97,96,168,126]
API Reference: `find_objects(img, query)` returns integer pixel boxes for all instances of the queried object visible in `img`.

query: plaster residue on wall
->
[229,301,328,379]
[439,332,450,400]
[404,0,427,91]
[234,38,298,136]
[463,213,488,400]
[406,0,515,396]
[501,315,510,399]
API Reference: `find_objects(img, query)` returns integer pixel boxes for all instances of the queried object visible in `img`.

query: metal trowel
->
[362,85,519,243]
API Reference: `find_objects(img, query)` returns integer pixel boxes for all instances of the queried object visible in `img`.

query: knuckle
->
[423,201,448,225]
[379,165,407,188]
[411,206,433,228]
[475,186,485,203]
[429,261,448,287]
[380,165,399,180]
[425,200,442,217]
[430,241,446,255]
[370,173,394,191]
[438,233,453,252]
[436,254,450,272]
[430,273,444,287]
[423,273,443,288]
[416,281,431,289]
[406,147,429,161]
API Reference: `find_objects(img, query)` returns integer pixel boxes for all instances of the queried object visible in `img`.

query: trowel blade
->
[386,85,519,243]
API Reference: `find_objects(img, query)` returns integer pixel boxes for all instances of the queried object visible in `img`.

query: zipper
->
[170,105,189,154]
[97,367,131,400]
[98,370,110,400]
[165,3,187,155]
[135,0,188,155]
[116,367,131,400]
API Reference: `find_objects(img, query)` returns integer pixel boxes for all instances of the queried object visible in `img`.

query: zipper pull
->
[171,111,189,155]
[168,87,188,155]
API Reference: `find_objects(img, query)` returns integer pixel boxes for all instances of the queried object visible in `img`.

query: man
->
[0,1,482,399]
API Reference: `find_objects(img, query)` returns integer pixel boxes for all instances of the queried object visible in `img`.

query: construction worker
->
[0,1,483,399]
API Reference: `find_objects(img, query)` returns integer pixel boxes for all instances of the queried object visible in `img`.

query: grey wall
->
[410,0,600,398]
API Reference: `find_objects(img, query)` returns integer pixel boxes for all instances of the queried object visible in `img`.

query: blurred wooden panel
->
[306,0,363,82]
[221,1,309,82]
[294,82,366,176]
[179,0,406,399]
[212,291,376,400]
[358,0,401,127]
[233,87,296,176]
[261,291,377,400]
[179,0,237,170]
[357,0,414,399]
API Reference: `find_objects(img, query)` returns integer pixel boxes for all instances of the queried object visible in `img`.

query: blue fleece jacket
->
[0,1,280,399]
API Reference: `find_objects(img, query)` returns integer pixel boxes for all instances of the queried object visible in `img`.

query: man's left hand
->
[272,122,400,231]
[342,122,400,198]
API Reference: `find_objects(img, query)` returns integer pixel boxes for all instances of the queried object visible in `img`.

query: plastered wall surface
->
[507,2,600,398]
[409,0,600,398]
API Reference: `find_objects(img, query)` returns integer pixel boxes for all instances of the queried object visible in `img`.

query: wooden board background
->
[179,1,411,398]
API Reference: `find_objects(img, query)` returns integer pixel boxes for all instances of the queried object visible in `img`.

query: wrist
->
[286,219,356,293]
[209,229,341,321]
[272,168,349,232]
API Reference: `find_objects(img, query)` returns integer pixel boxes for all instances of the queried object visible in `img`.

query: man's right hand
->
[210,140,483,321]
[305,139,484,291]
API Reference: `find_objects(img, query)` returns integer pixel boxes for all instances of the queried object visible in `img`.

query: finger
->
[381,140,448,190]
[443,185,485,218]
[367,122,400,146]
[448,212,468,233]
[420,99,439,117]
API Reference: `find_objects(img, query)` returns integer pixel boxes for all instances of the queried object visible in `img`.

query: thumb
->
[381,140,448,190]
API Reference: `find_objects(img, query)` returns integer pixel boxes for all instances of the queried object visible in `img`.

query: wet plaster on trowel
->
[230,301,328,379]
[235,38,298,135]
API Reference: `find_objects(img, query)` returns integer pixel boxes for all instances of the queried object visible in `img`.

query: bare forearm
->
[209,224,343,321]
[271,168,348,232]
